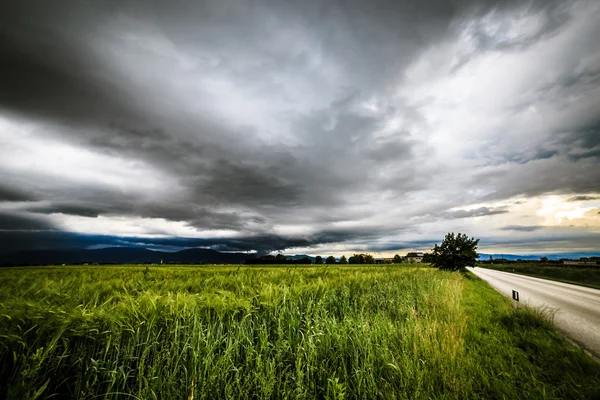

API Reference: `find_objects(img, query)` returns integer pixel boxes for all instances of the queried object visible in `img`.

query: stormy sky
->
[1,0,599,256]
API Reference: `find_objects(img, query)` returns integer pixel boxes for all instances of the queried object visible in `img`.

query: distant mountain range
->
[477,252,600,261]
[0,247,256,266]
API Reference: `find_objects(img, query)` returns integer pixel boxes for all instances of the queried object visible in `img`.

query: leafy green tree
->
[326,256,336,264]
[393,254,402,263]
[540,256,548,263]
[422,253,433,263]
[315,256,323,264]
[348,253,375,264]
[431,232,479,272]
[275,253,286,261]
[339,255,348,264]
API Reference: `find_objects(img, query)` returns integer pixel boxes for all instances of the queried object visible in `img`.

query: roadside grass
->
[483,263,600,289]
[0,265,598,399]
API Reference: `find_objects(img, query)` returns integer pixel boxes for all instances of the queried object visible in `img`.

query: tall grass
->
[0,265,598,399]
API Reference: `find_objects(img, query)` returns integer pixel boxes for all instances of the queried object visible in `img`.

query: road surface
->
[468,267,600,357]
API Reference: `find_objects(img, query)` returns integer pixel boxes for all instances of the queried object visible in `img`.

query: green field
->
[484,263,600,289]
[1,265,599,399]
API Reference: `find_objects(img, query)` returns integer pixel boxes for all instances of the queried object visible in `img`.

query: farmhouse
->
[405,252,424,263]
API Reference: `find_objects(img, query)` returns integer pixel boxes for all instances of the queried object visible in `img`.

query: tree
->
[339,255,348,264]
[349,253,375,264]
[275,253,286,261]
[431,232,479,272]
[326,256,336,264]
[315,256,323,264]
[422,253,433,263]
[348,254,360,264]
[393,254,402,263]
[540,256,548,263]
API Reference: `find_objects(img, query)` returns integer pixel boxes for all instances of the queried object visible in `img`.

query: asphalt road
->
[468,267,600,357]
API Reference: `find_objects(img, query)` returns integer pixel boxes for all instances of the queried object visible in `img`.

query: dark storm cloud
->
[23,198,266,231]
[0,229,372,256]
[0,0,548,126]
[25,203,102,218]
[1,0,599,254]
[0,22,144,132]
[0,225,391,255]
[0,186,35,202]
[0,212,55,231]
[194,159,305,208]
[0,231,123,254]
[476,155,600,202]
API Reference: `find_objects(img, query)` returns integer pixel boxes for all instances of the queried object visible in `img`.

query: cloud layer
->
[1,0,599,256]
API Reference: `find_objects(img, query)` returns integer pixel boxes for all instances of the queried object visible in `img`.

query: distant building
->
[405,252,424,263]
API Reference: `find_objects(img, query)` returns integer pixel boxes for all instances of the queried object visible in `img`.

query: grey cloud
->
[450,1,571,71]
[0,186,36,202]
[567,195,600,202]
[25,203,101,218]
[0,31,142,131]
[0,225,393,255]
[441,207,509,219]
[501,148,559,165]
[0,212,55,231]
[476,155,600,201]
[531,149,559,162]
[568,148,600,162]
[1,0,599,255]
[500,225,543,232]
[194,158,305,208]
[22,197,266,232]
[108,226,396,254]
[479,230,600,251]
[571,120,600,149]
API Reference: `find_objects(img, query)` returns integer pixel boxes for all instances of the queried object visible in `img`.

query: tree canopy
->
[326,256,336,264]
[339,255,348,264]
[431,232,479,272]
[348,253,375,264]
[315,256,323,264]
[393,254,402,263]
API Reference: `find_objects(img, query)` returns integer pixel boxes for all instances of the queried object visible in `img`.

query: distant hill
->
[285,254,316,262]
[478,252,600,261]
[0,247,256,266]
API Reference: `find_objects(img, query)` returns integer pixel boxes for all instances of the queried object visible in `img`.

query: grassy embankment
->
[0,264,599,399]
[484,263,600,289]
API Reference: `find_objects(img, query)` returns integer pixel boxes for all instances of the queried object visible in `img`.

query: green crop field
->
[483,263,600,289]
[1,265,599,399]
